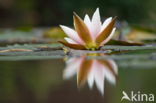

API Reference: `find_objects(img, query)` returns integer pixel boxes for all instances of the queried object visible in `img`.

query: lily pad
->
[0,43,155,61]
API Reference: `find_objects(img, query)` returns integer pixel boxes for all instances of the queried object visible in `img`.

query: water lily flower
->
[63,56,118,95]
[60,8,117,50]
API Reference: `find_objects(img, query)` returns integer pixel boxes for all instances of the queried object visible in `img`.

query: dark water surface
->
[0,55,156,103]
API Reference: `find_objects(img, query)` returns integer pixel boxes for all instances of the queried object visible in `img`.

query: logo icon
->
[121,91,131,101]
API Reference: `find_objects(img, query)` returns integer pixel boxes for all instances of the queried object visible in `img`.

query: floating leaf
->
[107,39,144,46]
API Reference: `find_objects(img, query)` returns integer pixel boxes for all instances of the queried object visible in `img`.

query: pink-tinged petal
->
[84,14,92,27]
[95,17,117,46]
[87,60,97,89]
[59,41,86,50]
[102,65,116,85]
[63,64,78,79]
[98,59,117,77]
[100,28,116,45]
[77,59,93,87]
[63,58,83,79]
[87,71,94,89]
[94,61,105,95]
[91,8,101,38]
[66,57,82,65]
[73,13,93,44]
[64,37,78,44]
[84,14,93,38]
[95,76,105,95]
[60,25,84,44]
[107,59,118,74]
[100,17,112,33]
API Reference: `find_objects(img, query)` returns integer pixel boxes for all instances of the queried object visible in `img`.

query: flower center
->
[85,42,99,50]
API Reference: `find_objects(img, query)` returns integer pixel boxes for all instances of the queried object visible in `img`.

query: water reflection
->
[63,54,118,95]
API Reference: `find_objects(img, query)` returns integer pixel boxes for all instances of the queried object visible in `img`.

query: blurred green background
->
[0,0,156,27]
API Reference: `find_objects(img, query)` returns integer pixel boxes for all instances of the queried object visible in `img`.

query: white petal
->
[84,14,93,37]
[64,37,78,44]
[87,61,96,89]
[60,25,84,44]
[108,59,118,74]
[63,58,82,79]
[101,28,116,45]
[91,8,101,38]
[84,14,92,27]
[87,71,94,89]
[63,65,77,79]
[94,61,105,95]
[103,66,116,85]
[94,70,105,95]
[100,17,112,33]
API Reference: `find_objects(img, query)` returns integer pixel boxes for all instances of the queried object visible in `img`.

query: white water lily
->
[60,8,116,50]
[63,56,118,95]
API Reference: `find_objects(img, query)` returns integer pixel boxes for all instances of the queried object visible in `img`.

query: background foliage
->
[0,0,156,27]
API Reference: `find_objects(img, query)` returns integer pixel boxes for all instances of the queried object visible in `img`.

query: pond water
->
[0,49,156,103]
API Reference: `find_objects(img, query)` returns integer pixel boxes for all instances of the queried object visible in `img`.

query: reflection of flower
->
[60,8,116,50]
[63,56,118,95]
